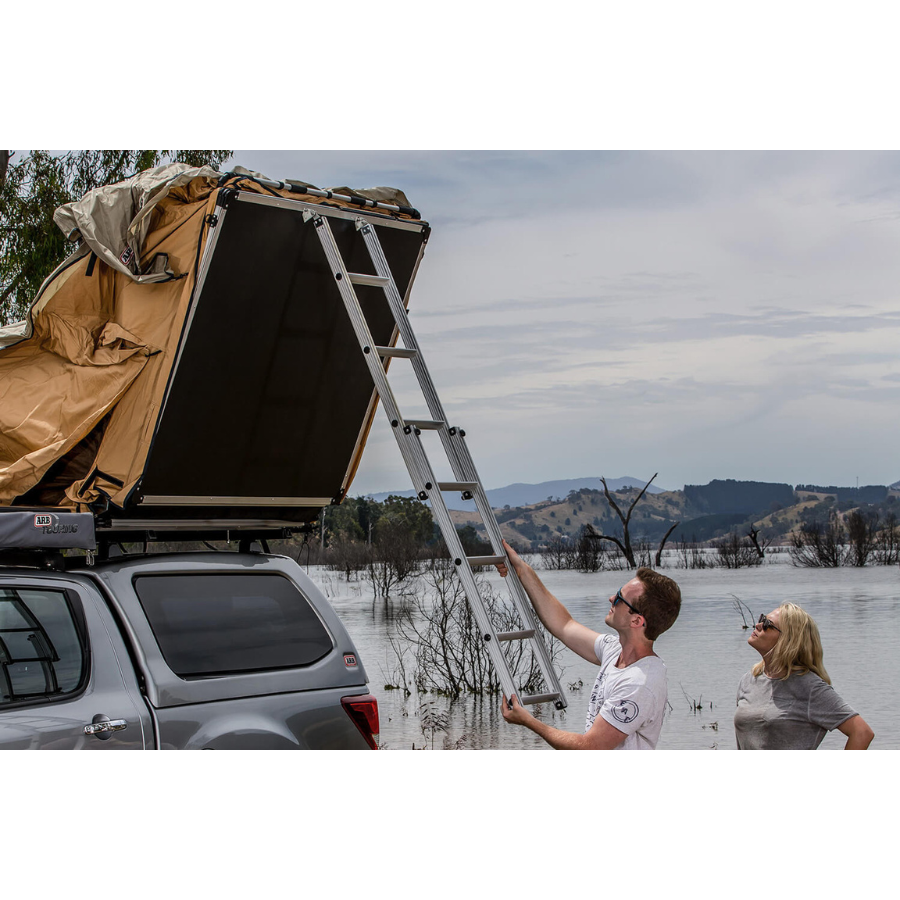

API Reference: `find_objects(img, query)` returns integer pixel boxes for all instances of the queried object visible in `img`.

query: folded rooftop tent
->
[0,163,429,540]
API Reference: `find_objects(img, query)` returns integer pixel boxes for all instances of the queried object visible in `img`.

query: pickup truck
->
[0,546,379,750]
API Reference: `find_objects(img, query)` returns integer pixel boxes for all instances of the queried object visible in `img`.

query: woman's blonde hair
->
[751,602,831,683]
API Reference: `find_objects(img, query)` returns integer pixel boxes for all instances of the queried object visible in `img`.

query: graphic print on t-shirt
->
[612,699,639,724]
[587,671,606,726]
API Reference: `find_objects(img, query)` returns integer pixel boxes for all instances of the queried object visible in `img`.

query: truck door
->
[0,580,151,750]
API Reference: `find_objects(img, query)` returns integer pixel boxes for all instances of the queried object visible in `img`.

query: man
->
[496,540,682,749]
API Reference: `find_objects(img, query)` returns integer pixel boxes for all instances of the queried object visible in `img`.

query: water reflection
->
[316,559,900,750]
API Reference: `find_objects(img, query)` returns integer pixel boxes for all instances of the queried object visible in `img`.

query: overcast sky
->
[228,150,900,495]
[13,6,900,498]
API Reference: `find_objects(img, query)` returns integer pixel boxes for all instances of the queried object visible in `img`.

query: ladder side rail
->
[311,217,433,498]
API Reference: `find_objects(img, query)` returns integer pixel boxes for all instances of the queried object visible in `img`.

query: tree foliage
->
[683,479,795,516]
[0,150,232,325]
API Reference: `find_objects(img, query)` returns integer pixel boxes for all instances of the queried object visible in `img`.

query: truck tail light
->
[342,694,380,750]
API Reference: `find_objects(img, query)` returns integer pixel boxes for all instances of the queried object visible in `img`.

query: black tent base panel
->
[95,525,312,545]
[133,192,429,516]
[93,519,317,552]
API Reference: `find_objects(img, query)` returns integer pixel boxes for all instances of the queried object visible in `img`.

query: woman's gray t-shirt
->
[734,670,857,749]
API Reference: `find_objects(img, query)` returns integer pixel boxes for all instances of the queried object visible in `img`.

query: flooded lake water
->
[308,555,900,750]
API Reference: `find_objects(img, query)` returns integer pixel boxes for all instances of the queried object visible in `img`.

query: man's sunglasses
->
[757,613,782,633]
[613,589,644,619]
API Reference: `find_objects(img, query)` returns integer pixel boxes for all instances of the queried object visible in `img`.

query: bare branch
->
[599,476,626,524]
[584,523,629,558]
[625,472,658,525]
[655,520,679,567]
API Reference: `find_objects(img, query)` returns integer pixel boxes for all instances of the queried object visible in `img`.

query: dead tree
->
[655,520,680,567]
[747,525,769,559]
[587,473,658,568]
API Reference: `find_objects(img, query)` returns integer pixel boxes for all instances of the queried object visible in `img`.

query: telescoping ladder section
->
[308,210,566,710]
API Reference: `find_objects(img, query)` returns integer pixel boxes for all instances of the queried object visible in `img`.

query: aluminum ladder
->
[308,210,566,711]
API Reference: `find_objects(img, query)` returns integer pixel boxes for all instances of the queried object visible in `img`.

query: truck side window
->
[0,588,87,706]
[133,573,334,677]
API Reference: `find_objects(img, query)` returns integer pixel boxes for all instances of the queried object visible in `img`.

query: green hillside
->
[447,480,900,550]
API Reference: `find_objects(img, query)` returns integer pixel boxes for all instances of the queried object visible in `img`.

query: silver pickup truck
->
[0,547,378,750]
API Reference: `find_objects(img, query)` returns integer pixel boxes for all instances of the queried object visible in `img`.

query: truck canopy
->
[0,164,428,540]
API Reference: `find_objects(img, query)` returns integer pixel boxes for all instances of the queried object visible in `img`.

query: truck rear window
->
[0,588,86,705]
[132,573,333,677]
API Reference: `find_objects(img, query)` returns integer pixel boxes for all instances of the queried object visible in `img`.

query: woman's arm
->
[837,714,874,749]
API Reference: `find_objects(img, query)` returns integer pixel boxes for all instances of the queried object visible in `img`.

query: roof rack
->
[1,506,318,568]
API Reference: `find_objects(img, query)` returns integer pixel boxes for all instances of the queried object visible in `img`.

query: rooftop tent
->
[0,164,429,539]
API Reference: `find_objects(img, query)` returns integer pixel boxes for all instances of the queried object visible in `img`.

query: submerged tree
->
[585,473,671,569]
[0,150,232,325]
[845,509,879,567]
[746,525,770,559]
[541,533,577,570]
[713,532,763,569]
[874,511,900,565]
[789,517,848,567]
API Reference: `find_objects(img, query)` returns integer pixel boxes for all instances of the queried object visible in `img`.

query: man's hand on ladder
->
[501,694,533,727]
[495,539,529,579]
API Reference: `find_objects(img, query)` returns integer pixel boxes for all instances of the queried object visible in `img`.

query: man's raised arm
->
[497,540,600,663]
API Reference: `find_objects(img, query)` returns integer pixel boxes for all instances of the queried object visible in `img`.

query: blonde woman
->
[734,603,874,750]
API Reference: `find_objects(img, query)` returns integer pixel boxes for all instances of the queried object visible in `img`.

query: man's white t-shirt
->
[584,634,668,750]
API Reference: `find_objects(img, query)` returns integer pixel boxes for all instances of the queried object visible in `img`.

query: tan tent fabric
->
[53,163,222,284]
[0,163,421,515]
[0,186,217,506]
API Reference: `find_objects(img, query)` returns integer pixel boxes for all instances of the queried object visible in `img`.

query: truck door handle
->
[84,717,128,737]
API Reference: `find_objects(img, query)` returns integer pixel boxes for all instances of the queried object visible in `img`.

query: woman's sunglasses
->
[757,613,782,633]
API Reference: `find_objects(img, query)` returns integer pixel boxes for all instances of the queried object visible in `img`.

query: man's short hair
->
[634,567,681,641]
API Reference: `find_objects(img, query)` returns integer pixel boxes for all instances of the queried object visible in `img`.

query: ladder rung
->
[497,629,536,642]
[437,481,478,492]
[405,419,444,430]
[348,273,390,287]
[466,555,505,567]
[520,692,563,706]
[374,346,417,358]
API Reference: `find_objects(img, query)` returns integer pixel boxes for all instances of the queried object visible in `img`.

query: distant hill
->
[364,476,667,511]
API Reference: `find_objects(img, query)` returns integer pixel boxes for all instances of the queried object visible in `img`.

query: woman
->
[734,602,874,749]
